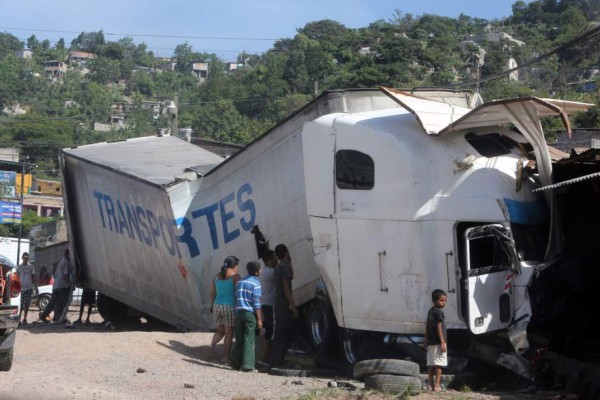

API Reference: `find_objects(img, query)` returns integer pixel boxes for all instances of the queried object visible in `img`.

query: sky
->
[0,1,527,61]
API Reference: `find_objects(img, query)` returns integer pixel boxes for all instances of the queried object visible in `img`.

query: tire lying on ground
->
[268,367,308,377]
[365,374,422,395]
[354,359,420,379]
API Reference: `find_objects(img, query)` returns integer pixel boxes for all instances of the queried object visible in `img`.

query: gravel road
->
[0,306,554,400]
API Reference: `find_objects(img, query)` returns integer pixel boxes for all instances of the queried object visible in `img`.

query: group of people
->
[15,249,96,326]
[209,243,298,372]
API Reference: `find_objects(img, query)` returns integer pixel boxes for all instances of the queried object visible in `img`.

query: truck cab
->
[1,255,21,372]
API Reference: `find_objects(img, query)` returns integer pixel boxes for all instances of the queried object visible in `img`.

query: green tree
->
[0,32,22,59]
[191,99,271,143]
[0,53,22,104]
[71,31,106,53]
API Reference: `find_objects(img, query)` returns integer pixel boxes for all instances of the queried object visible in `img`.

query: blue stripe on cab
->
[503,198,548,225]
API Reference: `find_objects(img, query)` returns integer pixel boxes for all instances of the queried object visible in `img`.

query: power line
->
[1,26,279,41]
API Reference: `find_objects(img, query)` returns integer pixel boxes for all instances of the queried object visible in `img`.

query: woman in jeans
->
[209,256,240,363]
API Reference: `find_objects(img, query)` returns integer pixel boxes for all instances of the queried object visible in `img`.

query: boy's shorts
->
[427,344,448,367]
[20,289,32,308]
[261,305,274,340]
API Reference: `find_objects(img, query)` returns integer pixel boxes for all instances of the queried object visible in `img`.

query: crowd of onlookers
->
[210,243,298,372]
[16,249,95,327]
[16,241,300,372]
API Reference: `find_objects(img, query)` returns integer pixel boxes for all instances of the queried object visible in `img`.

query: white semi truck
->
[60,87,590,364]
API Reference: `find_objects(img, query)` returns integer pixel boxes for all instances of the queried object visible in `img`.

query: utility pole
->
[15,157,27,265]
[167,96,180,139]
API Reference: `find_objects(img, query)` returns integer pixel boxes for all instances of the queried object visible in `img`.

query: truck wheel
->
[341,328,364,365]
[354,359,420,379]
[364,374,422,395]
[37,294,51,310]
[96,293,140,324]
[0,348,13,371]
[307,300,333,351]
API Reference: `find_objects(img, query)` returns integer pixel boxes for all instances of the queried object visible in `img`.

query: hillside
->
[1,0,600,180]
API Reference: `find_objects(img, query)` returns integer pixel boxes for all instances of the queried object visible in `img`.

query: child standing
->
[231,261,263,372]
[424,289,448,391]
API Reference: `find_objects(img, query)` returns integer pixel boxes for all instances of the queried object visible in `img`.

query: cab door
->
[464,224,520,334]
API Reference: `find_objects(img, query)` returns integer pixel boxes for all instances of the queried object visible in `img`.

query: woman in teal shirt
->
[209,256,241,363]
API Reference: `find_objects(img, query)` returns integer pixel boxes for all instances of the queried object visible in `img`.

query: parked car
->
[36,284,83,309]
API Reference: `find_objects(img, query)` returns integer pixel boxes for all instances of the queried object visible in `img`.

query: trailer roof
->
[62,136,224,186]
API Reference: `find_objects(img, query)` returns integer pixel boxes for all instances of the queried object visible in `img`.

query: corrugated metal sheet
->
[62,136,224,186]
[533,171,600,192]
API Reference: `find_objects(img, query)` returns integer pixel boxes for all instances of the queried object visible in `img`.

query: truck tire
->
[269,367,309,377]
[341,328,364,365]
[307,300,334,351]
[0,348,13,371]
[364,374,422,395]
[354,359,420,379]
[96,293,140,324]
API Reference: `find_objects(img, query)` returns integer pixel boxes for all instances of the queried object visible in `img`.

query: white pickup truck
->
[1,254,21,371]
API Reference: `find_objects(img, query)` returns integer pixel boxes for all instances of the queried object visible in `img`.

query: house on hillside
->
[15,49,33,59]
[226,62,239,72]
[0,148,19,163]
[466,31,525,47]
[159,59,177,71]
[67,51,96,66]
[31,179,62,197]
[44,61,67,78]
[192,62,209,80]
[142,101,161,119]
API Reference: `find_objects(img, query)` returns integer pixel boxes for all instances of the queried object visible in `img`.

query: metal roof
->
[533,171,600,192]
[380,87,594,136]
[62,136,224,186]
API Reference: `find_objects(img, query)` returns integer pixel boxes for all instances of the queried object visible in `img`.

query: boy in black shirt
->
[424,289,447,391]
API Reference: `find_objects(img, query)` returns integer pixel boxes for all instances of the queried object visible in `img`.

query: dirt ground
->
[0,305,557,400]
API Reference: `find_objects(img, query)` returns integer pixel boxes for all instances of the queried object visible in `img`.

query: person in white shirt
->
[16,252,36,325]
[259,250,278,362]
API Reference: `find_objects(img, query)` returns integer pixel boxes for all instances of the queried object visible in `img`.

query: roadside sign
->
[0,201,22,224]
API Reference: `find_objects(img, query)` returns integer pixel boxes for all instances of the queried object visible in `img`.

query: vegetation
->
[1,0,600,183]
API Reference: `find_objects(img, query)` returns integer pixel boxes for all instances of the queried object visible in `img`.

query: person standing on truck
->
[39,249,72,323]
[209,256,241,363]
[259,250,277,363]
[16,252,35,325]
[424,289,448,392]
[231,261,262,372]
[269,244,299,368]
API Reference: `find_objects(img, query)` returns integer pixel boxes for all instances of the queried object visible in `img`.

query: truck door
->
[464,224,520,334]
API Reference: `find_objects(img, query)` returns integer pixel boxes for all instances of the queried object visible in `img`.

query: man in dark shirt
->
[269,244,299,367]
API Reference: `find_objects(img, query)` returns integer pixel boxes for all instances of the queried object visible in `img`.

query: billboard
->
[0,171,17,199]
[0,201,22,224]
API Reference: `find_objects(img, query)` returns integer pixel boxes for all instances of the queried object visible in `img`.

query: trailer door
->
[464,225,519,334]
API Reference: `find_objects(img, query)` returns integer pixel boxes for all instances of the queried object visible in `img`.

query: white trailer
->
[60,88,590,363]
